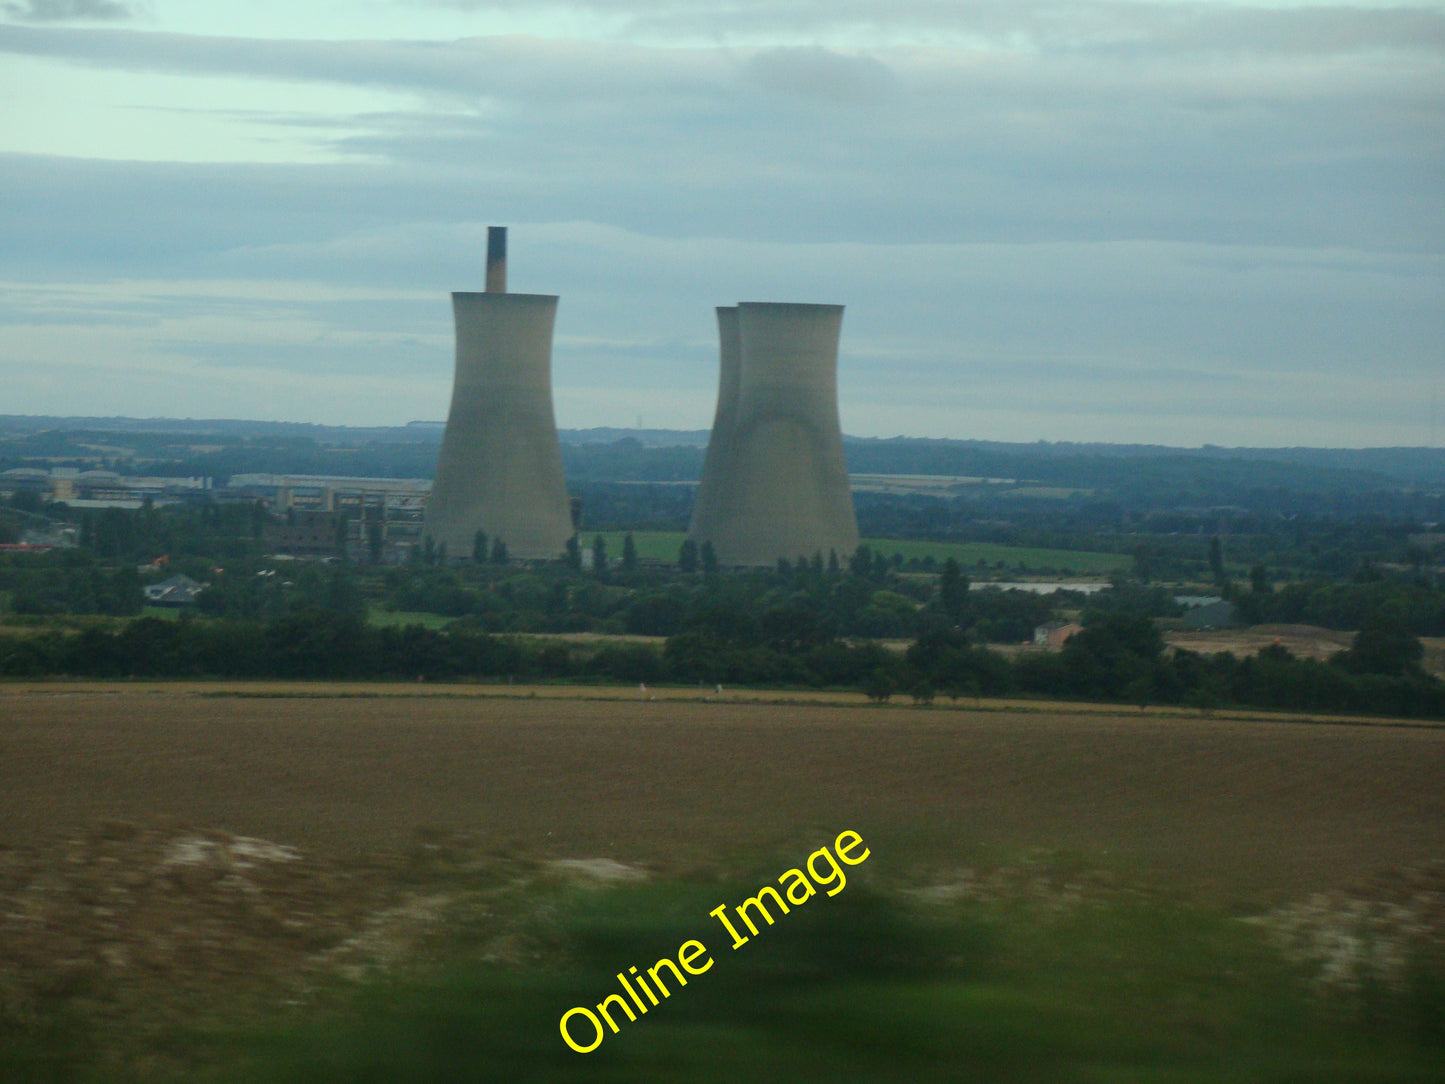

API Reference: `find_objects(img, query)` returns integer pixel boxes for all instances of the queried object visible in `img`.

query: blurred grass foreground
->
[3,837,1442,1084]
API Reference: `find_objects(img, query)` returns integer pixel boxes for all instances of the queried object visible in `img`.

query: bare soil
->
[3,683,1441,901]
[2,682,1443,1073]
[1165,623,1355,663]
[1164,625,1445,679]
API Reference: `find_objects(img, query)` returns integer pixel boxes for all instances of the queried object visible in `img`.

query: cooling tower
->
[689,301,859,567]
[685,306,741,545]
[422,229,573,560]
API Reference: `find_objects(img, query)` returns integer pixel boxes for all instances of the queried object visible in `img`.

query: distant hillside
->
[2,417,1443,498]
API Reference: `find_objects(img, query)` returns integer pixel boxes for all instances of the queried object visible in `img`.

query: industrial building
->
[422,227,574,560]
[0,467,210,509]
[688,301,859,567]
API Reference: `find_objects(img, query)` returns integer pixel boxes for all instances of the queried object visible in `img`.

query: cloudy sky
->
[1,0,1441,446]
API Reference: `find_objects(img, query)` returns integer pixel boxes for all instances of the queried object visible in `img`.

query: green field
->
[368,607,454,630]
[586,532,1128,576]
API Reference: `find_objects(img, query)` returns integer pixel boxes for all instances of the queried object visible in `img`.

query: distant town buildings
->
[1033,622,1083,647]
[1,467,210,508]
[143,574,206,607]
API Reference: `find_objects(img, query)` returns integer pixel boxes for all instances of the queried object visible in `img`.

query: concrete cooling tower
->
[422,227,573,560]
[688,301,859,567]
[685,306,741,546]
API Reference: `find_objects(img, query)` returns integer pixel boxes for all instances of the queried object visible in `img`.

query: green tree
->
[490,538,509,565]
[1337,615,1424,677]
[1250,564,1271,595]
[908,678,935,705]
[678,539,699,573]
[1208,536,1225,582]
[1132,543,1152,584]
[939,557,967,622]
[473,529,489,564]
[622,533,637,571]
[864,668,896,703]
[592,534,608,574]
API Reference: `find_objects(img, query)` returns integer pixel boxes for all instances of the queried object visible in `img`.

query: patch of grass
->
[116,878,1445,1083]
[863,538,1129,575]
[587,531,687,563]
[367,608,454,630]
[590,532,1129,575]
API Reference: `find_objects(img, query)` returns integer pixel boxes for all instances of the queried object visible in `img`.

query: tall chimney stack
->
[486,226,507,293]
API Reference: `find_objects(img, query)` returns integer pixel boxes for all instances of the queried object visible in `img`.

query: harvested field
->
[1164,624,1445,679]
[2,683,1442,902]
[1166,623,1355,664]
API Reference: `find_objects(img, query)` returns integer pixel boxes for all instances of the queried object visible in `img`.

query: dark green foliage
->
[938,557,967,622]
[1240,579,1445,636]
[66,877,1438,1083]
[864,668,895,702]
[8,562,140,616]
[1336,615,1425,677]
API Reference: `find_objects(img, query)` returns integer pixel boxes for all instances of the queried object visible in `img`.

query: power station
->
[422,227,574,560]
[688,302,859,567]
[424,229,856,567]
[685,306,742,550]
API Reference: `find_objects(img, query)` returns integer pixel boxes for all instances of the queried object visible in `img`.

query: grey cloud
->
[410,0,1445,56]
[2,0,136,21]
[0,23,725,99]
[744,47,898,105]
[2,7,1441,442]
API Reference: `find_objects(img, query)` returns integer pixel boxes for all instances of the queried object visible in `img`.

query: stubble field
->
[3,682,1442,900]
[4,683,1445,1081]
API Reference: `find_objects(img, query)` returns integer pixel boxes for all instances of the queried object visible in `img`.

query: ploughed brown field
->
[2,682,1442,902]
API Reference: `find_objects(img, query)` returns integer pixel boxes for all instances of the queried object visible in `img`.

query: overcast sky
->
[1,1,1441,446]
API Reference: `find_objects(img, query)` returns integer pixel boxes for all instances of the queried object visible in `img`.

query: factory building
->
[422,227,574,560]
[688,301,859,567]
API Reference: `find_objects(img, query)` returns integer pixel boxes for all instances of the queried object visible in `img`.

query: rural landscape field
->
[4,0,1443,1073]
[3,682,1443,1080]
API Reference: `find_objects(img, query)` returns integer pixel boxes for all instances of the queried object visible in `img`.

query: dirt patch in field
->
[2,684,1442,903]
[1166,625,1445,679]
[1165,624,1354,663]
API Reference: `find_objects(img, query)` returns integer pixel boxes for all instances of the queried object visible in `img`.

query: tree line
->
[3,601,1442,720]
